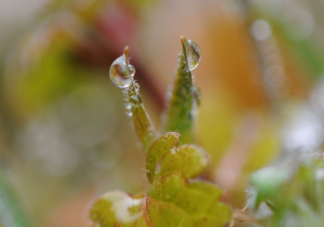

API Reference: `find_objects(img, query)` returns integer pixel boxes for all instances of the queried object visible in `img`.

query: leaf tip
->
[180,36,188,51]
[124,46,129,59]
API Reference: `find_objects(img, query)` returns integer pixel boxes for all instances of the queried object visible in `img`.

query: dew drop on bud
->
[181,37,201,71]
[125,108,132,117]
[125,104,132,116]
[110,52,135,88]
[134,83,140,91]
[128,65,136,77]
[129,95,142,107]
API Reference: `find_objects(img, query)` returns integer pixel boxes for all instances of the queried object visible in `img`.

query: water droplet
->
[125,104,131,110]
[129,95,142,107]
[182,38,201,71]
[128,65,136,77]
[134,83,140,91]
[125,104,132,116]
[110,55,134,88]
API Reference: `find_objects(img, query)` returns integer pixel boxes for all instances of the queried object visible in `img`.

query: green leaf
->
[247,152,324,227]
[248,166,290,209]
[109,47,157,151]
[154,144,209,179]
[163,37,199,144]
[126,82,157,151]
[98,40,231,227]
[90,133,232,227]
[146,132,180,183]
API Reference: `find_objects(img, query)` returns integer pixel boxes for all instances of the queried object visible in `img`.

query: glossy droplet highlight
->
[182,38,201,71]
[128,65,136,77]
[125,108,132,117]
[134,83,140,91]
[110,54,135,88]
[125,104,132,117]
[129,94,142,107]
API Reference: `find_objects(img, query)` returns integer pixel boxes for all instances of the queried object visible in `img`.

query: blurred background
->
[1,0,324,226]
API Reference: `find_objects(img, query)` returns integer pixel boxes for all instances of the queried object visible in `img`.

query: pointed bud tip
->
[180,36,188,52]
[124,46,129,59]
[180,36,186,43]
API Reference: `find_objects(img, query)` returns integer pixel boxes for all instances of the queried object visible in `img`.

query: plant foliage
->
[89,38,232,227]
[246,152,324,227]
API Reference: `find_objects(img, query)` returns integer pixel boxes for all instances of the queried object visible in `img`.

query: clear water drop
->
[125,108,132,117]
[110,55,134,88]
[134,83,140,91]
[128,65,136,77]
[182,38,201,71]
[125,104,132,117]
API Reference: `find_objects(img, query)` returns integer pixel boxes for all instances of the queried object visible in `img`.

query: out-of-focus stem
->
[0,167,34,227]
